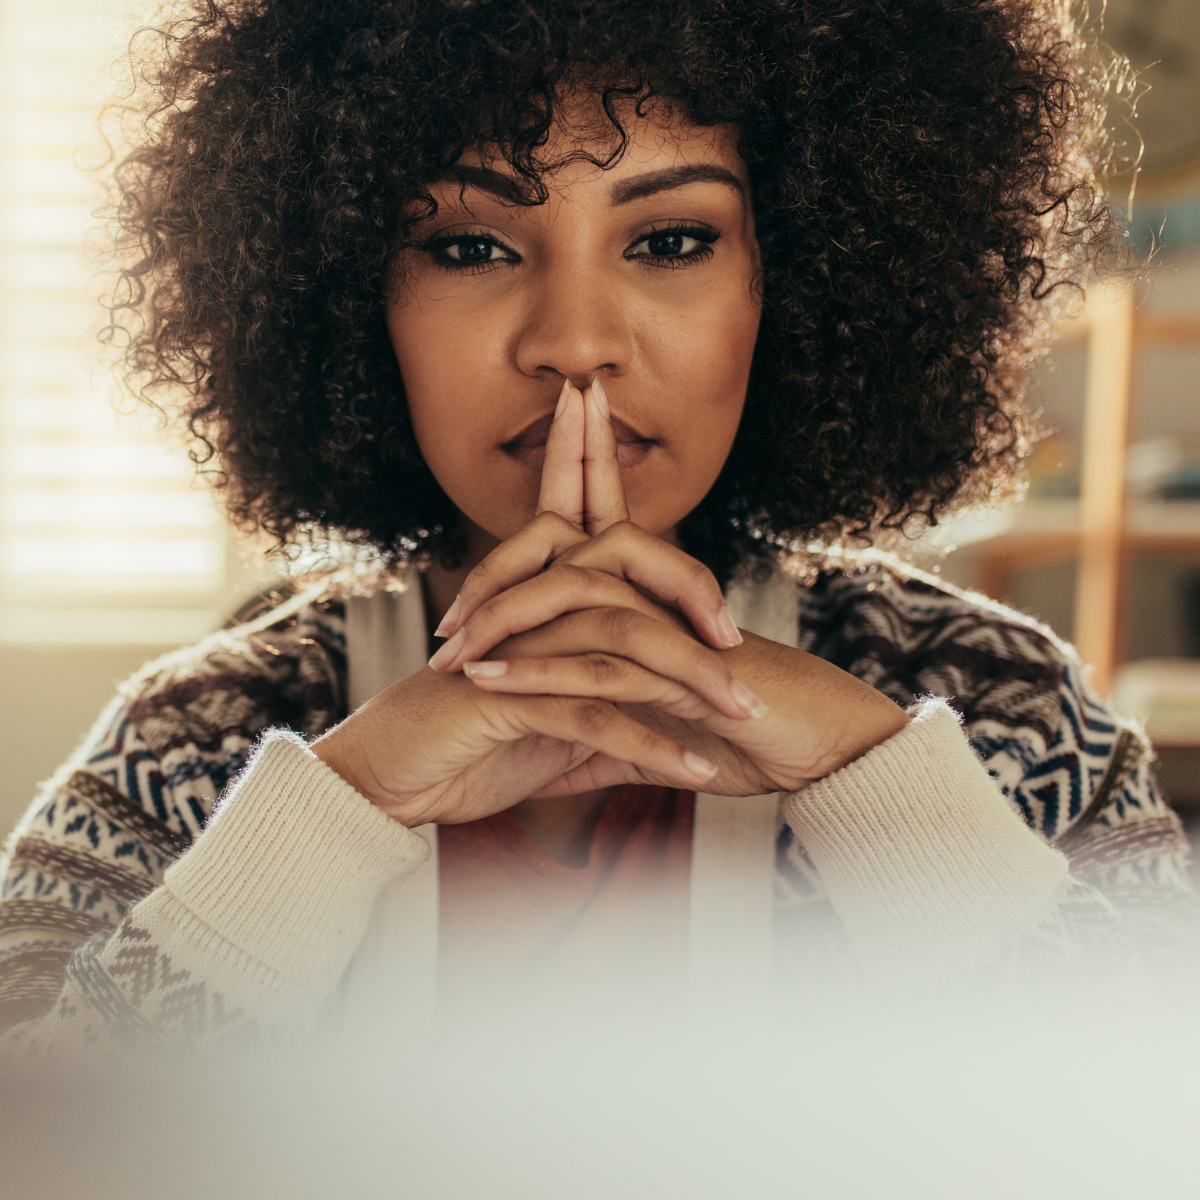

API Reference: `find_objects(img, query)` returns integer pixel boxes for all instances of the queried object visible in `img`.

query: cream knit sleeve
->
[780,697,1072,984]
[2,732,428,1055]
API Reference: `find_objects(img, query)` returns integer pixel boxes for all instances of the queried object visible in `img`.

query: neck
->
[421,519,499,640]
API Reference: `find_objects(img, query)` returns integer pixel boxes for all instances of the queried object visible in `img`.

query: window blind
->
[0,2,228,644]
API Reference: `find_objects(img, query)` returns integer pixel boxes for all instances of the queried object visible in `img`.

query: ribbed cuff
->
[163,730,429,996]
[782,697,1068,982]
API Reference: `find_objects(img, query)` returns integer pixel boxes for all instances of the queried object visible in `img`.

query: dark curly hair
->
[105,0,1122,581]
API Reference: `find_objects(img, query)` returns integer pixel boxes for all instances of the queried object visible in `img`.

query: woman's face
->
[387,96,761,547]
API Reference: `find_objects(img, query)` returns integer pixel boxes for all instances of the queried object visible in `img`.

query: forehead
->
[440,92,748,201]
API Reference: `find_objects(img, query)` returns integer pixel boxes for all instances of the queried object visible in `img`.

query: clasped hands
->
[313,379,907,828]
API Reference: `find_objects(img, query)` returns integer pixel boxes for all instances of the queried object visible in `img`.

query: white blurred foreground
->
[1,980,1197,1200]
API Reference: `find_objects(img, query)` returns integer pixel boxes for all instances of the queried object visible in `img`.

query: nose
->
[512,264,632,388]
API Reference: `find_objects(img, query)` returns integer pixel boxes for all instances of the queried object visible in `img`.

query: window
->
[0,3,233,645]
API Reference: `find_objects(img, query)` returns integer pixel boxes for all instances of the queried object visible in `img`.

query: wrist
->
[312,722,428,828]
[311,726,374,804]
[809,696,910,783]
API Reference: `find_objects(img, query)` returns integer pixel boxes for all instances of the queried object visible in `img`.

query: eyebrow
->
[610,164,745,206]
[435,162,745,208]
[440,165,537,205]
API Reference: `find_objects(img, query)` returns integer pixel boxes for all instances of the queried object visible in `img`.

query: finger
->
[430,565,677,672]
[441,600,768,722]
[583,377,630,536]
[434,511,589,638]
[464,652,717,721]
[505,694,717,788]
[443,518,741,649]
[535,380,585,527]
[555,523,742,649]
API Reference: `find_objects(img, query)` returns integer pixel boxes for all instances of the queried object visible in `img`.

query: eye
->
[626,225,718,266]
[442,237,506,264]
[638,232,702,257]
[421,232,518,270]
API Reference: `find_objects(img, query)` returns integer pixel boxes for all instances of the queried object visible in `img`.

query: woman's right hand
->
[310,660,726,828]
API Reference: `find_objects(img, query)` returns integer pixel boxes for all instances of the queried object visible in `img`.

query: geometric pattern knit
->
[0,562,1193,1046]
[776,565,1197,989]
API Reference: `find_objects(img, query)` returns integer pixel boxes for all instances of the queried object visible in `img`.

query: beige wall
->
[0,645,179,836]
[0,545,278,837]
[0,548,277,839]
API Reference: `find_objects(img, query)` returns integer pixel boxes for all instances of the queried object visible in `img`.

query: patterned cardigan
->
[0,562,1193,1041]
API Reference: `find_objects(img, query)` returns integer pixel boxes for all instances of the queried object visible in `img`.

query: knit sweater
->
[0,560,1192,1051]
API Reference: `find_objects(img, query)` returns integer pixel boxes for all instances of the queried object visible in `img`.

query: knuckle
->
[572,699,615,735]
[537,511,577,541]
[556,563,591,586]
[636,724,666,753]
[559,563,613,599]
[598,520,634,546]
[582,652,624,685]
[466,556,496,587]
[550,535,592,568]
[687,558,718,592]
[599,605,641,642]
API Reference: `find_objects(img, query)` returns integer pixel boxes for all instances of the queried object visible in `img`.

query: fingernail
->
[428,628,464,671]
[716,606,743,647]
[554,379,571,419]
[463,660,508,679]
[730,679,769,719]
[591,375,610,418]
[683,751,718,782]
[433,596,462,639]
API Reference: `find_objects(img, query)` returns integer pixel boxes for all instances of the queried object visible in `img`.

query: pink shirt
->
[438,786,695,1011]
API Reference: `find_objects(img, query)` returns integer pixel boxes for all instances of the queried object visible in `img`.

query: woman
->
[0,0,1190,1049]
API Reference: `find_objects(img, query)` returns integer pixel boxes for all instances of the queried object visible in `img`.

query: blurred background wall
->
[0,2,274,832]
[0,2,1199,834]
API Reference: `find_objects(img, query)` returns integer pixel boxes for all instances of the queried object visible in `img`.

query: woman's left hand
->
[429,378,907,797]
[441,610,907,798]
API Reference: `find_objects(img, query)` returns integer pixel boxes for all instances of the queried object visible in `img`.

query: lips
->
[501,410,657,470]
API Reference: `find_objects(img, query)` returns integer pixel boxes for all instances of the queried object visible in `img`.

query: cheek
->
[388,294,498,478]
[387,287,539,540]
[390,298,469,447]
[625,284,759,526]
[651,271,759,408]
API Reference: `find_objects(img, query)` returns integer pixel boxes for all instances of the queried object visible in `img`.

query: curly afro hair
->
[107,0,1121,581]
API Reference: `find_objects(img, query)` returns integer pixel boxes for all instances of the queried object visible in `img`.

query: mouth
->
[500,411,658,470]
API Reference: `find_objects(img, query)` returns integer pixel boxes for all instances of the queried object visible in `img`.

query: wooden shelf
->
[956,287,1200,693]
[939,501,1200,695]
[1059,314,1200,346]
[1126,502,1200,552]
[911,289,1200,695]
[922,499,1200,556]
